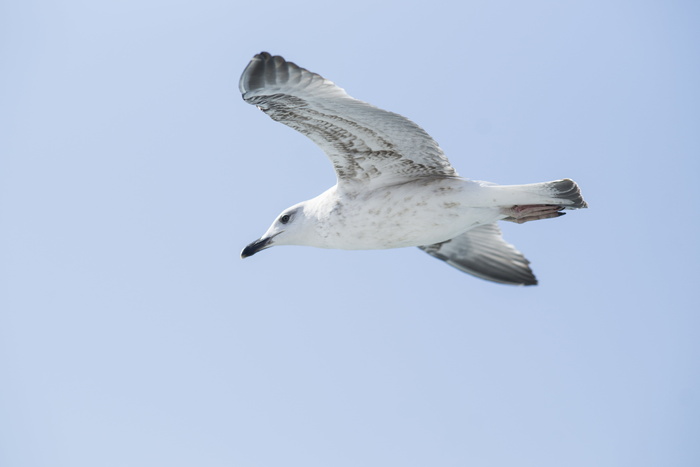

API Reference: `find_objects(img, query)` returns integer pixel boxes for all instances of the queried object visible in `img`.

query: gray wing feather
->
[239,52,457,186]
[418,223,537,286]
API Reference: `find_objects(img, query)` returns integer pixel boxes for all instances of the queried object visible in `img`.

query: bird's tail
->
[484,178,588,209]
[530,178,588,209]
[488,178,588,224]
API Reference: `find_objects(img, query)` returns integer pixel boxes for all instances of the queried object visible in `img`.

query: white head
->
[241,201,318,258]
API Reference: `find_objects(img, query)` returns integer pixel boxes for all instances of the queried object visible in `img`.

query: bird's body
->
[239,52,587,285]
[281,178,575,250]
[282,178,490,250]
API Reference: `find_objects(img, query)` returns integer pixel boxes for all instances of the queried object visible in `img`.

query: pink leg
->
[501,204,566,224]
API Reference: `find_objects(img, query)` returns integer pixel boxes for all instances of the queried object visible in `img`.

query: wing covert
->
[239,52,458,186]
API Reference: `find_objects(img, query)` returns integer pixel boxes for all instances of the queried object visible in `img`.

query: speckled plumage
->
[239,52,587,285]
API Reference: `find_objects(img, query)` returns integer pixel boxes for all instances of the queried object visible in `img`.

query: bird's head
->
[240,203,314,258]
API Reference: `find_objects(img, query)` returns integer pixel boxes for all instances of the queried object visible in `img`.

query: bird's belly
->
[319,184,501,249]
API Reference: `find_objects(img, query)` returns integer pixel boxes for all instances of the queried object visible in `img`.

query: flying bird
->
[239,52,587,285]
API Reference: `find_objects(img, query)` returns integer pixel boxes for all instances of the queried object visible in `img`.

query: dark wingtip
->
[240,53,270,95]
[240,52,296,96]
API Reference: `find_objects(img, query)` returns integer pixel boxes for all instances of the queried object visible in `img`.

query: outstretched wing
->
[239,52,457,187]
[418,223,537,285]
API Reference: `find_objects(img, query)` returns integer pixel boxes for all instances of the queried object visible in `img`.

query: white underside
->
[301,178,568,250]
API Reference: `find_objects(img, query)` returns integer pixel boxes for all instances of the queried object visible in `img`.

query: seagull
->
[239,52,587,285]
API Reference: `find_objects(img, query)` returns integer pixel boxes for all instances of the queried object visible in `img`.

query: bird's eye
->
[280,214,291,224]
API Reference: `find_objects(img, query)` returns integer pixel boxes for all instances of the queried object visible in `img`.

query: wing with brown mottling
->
[239,52,457,187]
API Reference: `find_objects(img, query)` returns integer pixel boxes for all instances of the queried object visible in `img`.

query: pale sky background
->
[1,1,699,466]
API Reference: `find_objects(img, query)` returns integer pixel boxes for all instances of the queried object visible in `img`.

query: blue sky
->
[1,1,699,466]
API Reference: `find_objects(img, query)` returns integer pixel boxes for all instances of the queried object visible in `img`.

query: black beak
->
[241,236,274,258]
